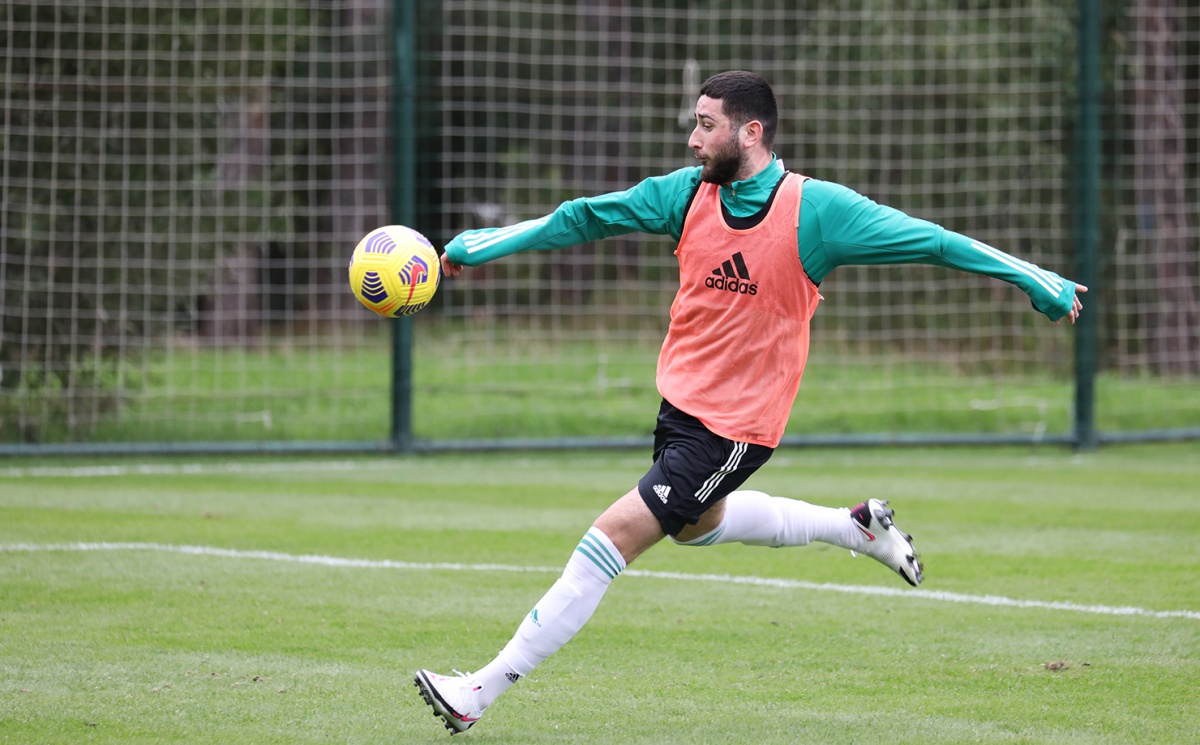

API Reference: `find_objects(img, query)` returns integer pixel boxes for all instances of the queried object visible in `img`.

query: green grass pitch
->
[2,443,1198,743]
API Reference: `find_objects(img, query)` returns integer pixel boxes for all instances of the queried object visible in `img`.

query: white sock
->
[472,657,521,710]
[672,490,863,550]
[475,527,625,708]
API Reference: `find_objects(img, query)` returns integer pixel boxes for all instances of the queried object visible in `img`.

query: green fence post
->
[390,0,417,453]
[1073,0,1100,451]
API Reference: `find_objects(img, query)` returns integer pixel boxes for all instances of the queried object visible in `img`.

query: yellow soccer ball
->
[348,225,441,317]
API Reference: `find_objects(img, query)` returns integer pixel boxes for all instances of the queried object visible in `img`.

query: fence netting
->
[2,1,1197,449]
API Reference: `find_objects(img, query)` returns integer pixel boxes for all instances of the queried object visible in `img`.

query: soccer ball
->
[348,225,441,317]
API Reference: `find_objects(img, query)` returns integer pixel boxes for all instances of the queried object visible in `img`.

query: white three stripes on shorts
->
[695,441,748,503]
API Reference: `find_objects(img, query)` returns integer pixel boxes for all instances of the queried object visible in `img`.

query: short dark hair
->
[699,71,778,151]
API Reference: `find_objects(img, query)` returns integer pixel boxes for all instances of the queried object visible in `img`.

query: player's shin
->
[477,527,625,707]
[673,490,861,549]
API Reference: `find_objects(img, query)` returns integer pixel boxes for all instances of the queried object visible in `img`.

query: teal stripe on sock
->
[673,524,725,547]
[576,532,623,579]
[577,534,622,578]
[693,525,725,546]
[574,544,617,580]
[587,530,626,574]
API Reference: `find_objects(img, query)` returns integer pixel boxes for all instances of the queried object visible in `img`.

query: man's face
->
[689,95,746,185]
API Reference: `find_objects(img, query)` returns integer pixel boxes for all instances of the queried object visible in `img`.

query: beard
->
[699,137,745,185]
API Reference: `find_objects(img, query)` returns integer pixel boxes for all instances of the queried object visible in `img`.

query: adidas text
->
[704,275,758,294]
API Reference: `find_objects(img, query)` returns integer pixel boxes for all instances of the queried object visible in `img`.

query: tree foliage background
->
[1,0,1197,443]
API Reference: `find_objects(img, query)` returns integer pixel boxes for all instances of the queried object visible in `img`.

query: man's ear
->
[740,120,764,150]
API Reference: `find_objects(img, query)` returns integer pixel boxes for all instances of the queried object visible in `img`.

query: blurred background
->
[1,0,1197,453]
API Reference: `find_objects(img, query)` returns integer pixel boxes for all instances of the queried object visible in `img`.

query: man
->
[414,70,1086,734]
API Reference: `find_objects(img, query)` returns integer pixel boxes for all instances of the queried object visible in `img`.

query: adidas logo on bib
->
[705,251,758,295]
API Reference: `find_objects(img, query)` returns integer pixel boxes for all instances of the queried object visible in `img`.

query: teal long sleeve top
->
[443,157,1077,321]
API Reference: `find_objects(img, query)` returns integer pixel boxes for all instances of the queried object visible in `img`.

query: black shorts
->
[637,399,774,536]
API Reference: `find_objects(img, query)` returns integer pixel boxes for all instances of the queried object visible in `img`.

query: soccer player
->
[414,70,1086,734]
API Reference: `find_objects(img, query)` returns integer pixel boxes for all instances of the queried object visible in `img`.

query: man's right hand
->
[441,251,463,278]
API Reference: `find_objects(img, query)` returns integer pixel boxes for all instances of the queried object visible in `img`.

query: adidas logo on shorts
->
[653,484,671,503]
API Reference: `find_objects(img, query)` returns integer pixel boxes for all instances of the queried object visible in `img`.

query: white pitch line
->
[4,542,1198,622]
[0,461,395,479]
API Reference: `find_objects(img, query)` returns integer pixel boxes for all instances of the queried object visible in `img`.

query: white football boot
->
[849,498,923,587]
[414,669,485,734]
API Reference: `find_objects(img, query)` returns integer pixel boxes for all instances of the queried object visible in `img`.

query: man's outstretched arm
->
[440,168,699,276]
[800,180,1086,323]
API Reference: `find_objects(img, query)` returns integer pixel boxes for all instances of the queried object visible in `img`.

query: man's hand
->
[1058,284,1088,325]
[441,251,463,278]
